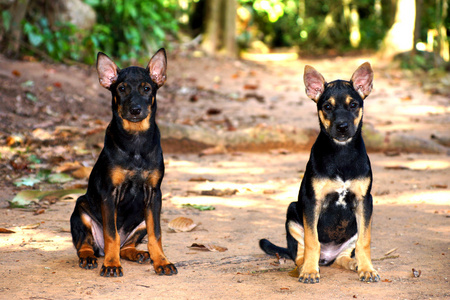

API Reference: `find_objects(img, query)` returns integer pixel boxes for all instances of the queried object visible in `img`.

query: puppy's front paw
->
[358,268,380,282]
[299,267,320,284]
[79,256,98,269]
[100,264,123,277]
[154,262,178,276]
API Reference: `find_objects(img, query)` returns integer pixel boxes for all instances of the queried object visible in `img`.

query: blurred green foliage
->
[84,0,179,63]
[1,0,448,64]
[6,0,179,65]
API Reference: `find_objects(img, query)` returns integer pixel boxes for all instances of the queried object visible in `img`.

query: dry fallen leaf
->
[21,223,41,229]
[189,243,228,252]
[71,166,92,179]
[412,268,421,278]
[263,189,275,195]
[200,188,238,196]
[31,128,52,141]
[188,177,213,182]
[168,217,198,233]
[288,266,299,278]
[55,162,82,173]
[384,165,410,170]
[59,193,83,202]
[0,228,15,234]
[269,148,290,155]
[199,145,227,156]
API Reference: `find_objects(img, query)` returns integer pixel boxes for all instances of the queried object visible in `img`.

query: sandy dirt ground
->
[0,52,449,299]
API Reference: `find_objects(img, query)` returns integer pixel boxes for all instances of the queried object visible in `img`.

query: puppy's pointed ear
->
[304,65,325,102]
[147,48,167,88]
[96,52,119,89]
[351,62,373,99]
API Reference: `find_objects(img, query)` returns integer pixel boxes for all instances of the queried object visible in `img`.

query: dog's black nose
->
[130,105,142,116]
[337,122,348,133]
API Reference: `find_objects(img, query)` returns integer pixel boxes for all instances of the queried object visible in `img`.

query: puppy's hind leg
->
[70,197,101,270]
[120,221,151,264]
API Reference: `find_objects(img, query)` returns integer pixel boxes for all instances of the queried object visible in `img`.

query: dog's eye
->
[143,86,150,92]
[118,86,126,92]
[323,103,332,111]
[349,102,358,109]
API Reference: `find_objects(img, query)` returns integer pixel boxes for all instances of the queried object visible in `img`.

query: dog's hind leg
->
[120,222,151,263]
[70,197,102,270]
[332,234,358,271]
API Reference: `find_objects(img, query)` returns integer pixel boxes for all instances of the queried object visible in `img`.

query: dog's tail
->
[259,239,291,259]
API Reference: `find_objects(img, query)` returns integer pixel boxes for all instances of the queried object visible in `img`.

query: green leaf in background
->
[14,177,41,187]
[27,154,41,164]
[9,189,86,208]
[182,204,216,211]
[47,173,73,184]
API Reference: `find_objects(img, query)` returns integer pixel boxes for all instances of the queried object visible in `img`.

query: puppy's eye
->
[118,86,126,92]
[143,86,150,92]
[323,103,332,111]
[349,102,358,109]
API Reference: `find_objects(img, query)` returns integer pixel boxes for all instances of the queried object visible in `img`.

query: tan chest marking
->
[110,167,160,187]
[312,177,371,207]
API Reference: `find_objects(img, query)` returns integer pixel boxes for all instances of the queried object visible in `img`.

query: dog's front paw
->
[358,268,380,282]
[79,256,98,269]
[154,262,178,276]
[299,267,320,284]
[100,264,123,277]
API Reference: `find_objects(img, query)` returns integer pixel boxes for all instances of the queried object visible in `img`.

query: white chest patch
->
[312,176,371,208]
[335,177,351,207]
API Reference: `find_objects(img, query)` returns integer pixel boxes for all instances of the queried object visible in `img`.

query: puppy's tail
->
[259,239,291,259]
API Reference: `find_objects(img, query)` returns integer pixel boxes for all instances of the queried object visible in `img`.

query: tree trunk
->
[1,0,30,57]
[413,0,423,54]
[378,0,416,59]
[203,0,221,55]
[223,0,237,57]
[202,0,237,57]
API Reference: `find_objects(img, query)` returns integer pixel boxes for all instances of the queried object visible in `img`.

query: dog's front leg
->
[100,190,123,277]
[299,203,321,283]
[144,173,177,276]
[355,194,380,282]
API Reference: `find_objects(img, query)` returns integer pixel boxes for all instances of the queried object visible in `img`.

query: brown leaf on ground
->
[189,243,228,252]
[55,162,82,173]
[199,145,227,156]
[269,148,291,155]
[199,188,238,196]
[71,166,92,179]
[288,267,299,278]
[0,228,15,234]
[206,108,222,115]
[188,177,213,182]
[263,189,275,195]
[21,223,41,229]
[430,184,447,189]
[168,217,198,232]
[384,165,410,170]
[243,84,259,90]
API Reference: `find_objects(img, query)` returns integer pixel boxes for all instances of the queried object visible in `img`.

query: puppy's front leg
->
[145,171,177,276]
[100,193,123,277]
[299,205,321,283]
[355,194,380,282]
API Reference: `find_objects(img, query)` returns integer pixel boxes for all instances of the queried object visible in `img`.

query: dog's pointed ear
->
[96,52,119,89]
[351,62,373,99]
[304,65,326,102]
[147,48,167,88]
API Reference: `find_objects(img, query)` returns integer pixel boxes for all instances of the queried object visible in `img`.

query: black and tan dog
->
[70,49,177,277]
[260,63,380,283]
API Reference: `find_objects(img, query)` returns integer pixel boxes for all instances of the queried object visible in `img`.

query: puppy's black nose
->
[337,122,348,133]
[130,105,142,116]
